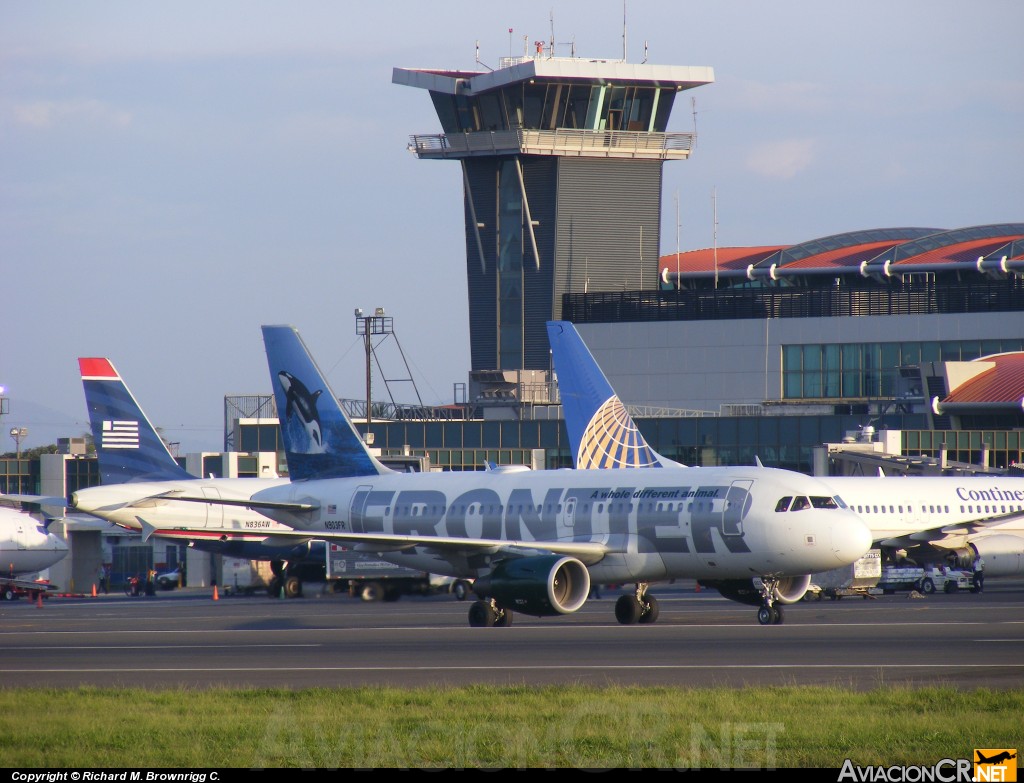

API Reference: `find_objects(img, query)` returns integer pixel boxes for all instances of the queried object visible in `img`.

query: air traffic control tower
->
[394,48,713,405]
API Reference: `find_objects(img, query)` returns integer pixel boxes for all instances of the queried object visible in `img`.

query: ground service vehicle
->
[325,544,470,602]
[259,542,468,601]
[877,564,926,593]
[805,549,882,600]
[915,566,978,594]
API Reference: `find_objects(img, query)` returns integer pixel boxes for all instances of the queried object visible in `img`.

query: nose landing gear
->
[756,577,785,625]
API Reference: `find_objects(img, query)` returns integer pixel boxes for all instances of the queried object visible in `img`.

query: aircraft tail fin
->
[546,321,682,469]
[79,358,193,484]
[261,325,390,480]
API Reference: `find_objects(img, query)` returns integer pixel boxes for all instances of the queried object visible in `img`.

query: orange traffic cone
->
[92,583,97,597]
[36,591,43,608]
[212,584,219,601]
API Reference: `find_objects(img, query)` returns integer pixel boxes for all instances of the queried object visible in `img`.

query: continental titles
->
[955,486,1024,502]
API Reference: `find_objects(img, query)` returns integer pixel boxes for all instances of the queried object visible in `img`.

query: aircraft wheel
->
[359,581,384,602]
[468,600,496,627]
[757,605,774,625]
[453,580,471,601]
[771,605,784,625]
[615,594,642,625]
[638,594,660,624]
[920,578,935,595]
[284,576,303,599]
[494,609,513,627]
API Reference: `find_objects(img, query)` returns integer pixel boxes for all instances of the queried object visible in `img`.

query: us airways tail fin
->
[261,325,390,480]
[546,321,683,469]
[79,358,194,484]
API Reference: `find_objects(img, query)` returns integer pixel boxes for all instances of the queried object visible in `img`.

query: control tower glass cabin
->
[394,54,713,384]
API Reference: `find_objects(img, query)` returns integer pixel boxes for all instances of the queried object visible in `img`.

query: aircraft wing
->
[0,493,68,511]
[877,507,1024,549]
[138,519,609,564]
[136,518,315,545]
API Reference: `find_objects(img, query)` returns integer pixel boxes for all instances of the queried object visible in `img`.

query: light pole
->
[9,426,27,460]
[354,307,391,439]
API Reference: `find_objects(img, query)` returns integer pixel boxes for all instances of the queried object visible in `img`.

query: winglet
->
[138,517,157,542]
[79,358,193,485]
[262,326,390,481]
[547,321,682,469]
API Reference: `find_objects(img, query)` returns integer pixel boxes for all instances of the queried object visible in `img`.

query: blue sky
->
[2,0,1022,455]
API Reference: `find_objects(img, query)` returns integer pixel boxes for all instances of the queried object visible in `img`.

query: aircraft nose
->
[831,514,872,565]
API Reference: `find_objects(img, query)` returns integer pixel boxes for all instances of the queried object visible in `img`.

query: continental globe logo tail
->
[577,396,662,469]
[974,749,1017,782]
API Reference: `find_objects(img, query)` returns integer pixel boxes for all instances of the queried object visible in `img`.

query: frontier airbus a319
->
[546,320,1024,583]
[166,324,871,627]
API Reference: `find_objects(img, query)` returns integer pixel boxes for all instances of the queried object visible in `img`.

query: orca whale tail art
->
[262,325,390,481]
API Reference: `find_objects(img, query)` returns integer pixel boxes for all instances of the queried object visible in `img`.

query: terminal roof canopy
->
[660,224,1024,283]
[942,353,1024,407]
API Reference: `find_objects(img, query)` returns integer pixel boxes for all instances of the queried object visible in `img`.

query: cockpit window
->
[775,497,792,512]
[810,496,839,510]
[790,496,810,511]
[833,495,848,509]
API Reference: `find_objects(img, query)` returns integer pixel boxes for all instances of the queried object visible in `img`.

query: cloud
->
[727,79,832,114]
[745,138,817,179]
[12,99,132,129]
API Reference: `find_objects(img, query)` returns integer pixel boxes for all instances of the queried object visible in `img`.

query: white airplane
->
[0,504,68,599]
[546,320,1024,582]
[161,324,871,627]
[68,357,318,595]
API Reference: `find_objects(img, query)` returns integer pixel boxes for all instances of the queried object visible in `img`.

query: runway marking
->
[2,627,1024,642]
[2,619,1023,637]
[2,663,1023,674]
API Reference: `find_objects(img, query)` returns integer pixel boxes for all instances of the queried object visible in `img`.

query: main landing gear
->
[756,577,784,625]
[468,598,513,627]
[614,584,660,625]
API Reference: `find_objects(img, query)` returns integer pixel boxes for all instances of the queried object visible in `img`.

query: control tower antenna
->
[547,10,576,58]
[691,96,699,148]
[622,0,627,62]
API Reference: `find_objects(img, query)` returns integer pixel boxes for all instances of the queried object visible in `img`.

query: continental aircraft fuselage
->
[818,475,1024,575]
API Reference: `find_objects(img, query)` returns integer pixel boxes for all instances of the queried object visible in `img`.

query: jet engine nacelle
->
[701,574,812,607]
[472,555,590,617]
[968,536,1024,577]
